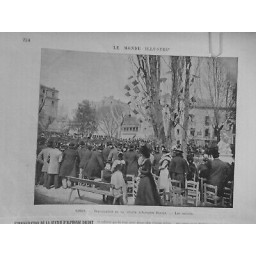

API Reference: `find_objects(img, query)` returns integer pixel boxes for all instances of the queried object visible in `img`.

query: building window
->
[52,101,54,106]
[42,89,45,93]
[205,116,210,126]
[190,114,195,122]
[190,128,195,136]
[205,129,209,137]
[177,129,180,135]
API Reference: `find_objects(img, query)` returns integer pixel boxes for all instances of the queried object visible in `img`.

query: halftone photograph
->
[35,48,237,208]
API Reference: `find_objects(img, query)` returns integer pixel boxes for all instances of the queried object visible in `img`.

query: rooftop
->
[40,84,59,92]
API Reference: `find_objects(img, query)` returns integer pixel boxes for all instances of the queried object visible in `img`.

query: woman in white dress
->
[158,149,172,203]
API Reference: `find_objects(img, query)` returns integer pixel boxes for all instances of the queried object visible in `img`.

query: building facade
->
[38,84,59,129]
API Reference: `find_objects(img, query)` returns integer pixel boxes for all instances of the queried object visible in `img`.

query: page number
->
[23,38,31,43]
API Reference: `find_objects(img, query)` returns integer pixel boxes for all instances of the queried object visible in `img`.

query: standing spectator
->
[59,142,79,189]
[207,148,230,196]
[85,145,104,179]
[107,143,119,164]
[35,138,46,185]
[169,147,189,188]
[37,140,52,187]
[78,142,92,178]
[46,141,62,189]
[124,144,139,176]
[158,148,172,203]
[135,145,161,206]
[102,141,111,164]
[187,154,198,181]
[152,146,162,176]
[110,157,127,205]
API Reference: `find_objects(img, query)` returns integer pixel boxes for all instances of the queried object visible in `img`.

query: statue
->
[217,131,234,164]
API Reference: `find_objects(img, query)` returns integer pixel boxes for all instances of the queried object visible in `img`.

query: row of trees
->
[124,55,237,155]
[39,55,237,156]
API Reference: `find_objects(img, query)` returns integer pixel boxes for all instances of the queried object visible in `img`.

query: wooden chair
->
[203,183,222,207]
[126,174,135,200]
[222,181,233,207]
[170,179,184,206]
[198,177,207,202]
[185,180,200,207]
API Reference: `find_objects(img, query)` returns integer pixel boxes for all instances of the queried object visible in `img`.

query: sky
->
[40,49,132,116]
[40,48,238,117]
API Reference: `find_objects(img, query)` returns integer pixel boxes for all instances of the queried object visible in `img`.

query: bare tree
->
[96,105,119,137]
[204,58,236,142]
[38,89,47,114]
[128,55,165,143]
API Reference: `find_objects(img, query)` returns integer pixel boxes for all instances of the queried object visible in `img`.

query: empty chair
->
[203,183,222,207]
[185,180,200,207]
[222,181,233,207]
[170,179,184,206]
[126,174,135,200]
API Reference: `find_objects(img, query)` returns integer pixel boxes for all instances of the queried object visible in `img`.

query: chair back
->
[203,183,220,206]
[185,180,200,206]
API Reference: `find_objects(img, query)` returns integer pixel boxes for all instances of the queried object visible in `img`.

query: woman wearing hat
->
[135,145,161,206]
[158,148,172,203]
[59,142,79,189]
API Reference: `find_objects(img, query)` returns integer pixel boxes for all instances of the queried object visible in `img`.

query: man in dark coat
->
[107,143,119,164]
[59,142,79,188]
[102,142,111,164]
[169,148,189,188]
[124,144,139,176]
[84,146,104,179]
[207,148,230,196]
[78,142,93,178]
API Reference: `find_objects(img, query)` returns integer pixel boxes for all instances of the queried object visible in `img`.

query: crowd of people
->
[35,133,234,206]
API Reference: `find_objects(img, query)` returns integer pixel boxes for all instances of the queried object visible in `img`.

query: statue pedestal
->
[219,154,234,164]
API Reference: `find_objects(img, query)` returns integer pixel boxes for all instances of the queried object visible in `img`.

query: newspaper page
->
[0,32,255,224]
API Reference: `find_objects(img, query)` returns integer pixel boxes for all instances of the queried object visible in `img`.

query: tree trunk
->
[166,56,185,149]
[182,57,192,160]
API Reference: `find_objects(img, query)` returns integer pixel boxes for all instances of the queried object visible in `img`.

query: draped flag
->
[133,86,140,94]
[132,80,139,86]
[133,109,139,115]
[124,85,130,90]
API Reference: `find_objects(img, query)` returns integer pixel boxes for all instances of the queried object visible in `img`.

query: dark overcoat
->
[124,150,139,176]
[169,155,189,187]
[152,152,162,175]
[59,148,79,177]
[208,158,230,196]
[78,148,92,170]
[102,147,111,163]
[84,150,104,178]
